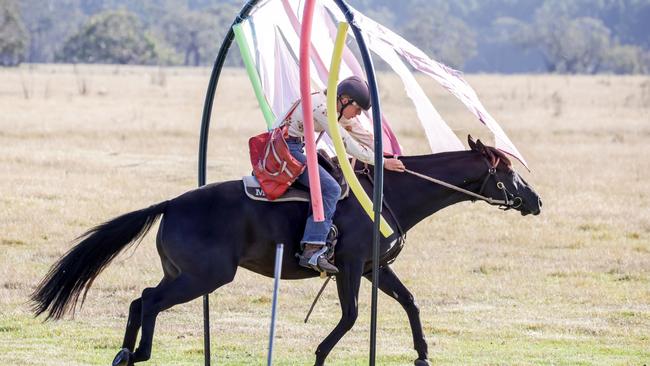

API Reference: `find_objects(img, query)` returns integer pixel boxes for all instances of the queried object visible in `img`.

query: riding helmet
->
[337,76,372,110]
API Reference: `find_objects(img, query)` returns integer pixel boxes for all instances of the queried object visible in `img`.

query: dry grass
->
[1,64,649,365]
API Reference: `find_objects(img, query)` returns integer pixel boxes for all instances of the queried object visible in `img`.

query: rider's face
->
[340,99,363,120]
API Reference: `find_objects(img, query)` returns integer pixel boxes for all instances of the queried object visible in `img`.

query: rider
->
[284,76,405,274]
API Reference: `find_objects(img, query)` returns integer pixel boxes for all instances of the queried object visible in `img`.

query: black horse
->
[31,137,541,366]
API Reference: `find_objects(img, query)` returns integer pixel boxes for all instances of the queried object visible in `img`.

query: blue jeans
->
[288,141,341,246]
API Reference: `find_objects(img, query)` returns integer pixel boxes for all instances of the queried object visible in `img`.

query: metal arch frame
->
[330,3,385,364]
[198,1,385,365]
[198,4,262,365]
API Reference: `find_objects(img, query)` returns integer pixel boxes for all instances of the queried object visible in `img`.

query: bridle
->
[353,154,524,239]
[402,156,523,211]
[474,157,523,210]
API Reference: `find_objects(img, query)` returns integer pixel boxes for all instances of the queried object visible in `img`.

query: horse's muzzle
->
[520,197,542,216]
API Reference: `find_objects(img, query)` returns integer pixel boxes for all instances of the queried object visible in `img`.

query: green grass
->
[1,66,649,365]
[2,310,648,365]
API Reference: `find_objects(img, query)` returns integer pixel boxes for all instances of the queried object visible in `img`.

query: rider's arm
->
[339,117,405,171]
[312,96,375,164]
[312,93,405,171]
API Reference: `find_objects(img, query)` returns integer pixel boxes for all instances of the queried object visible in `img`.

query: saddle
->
[243,151,349,203]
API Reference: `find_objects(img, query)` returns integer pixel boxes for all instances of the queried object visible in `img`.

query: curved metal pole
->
[331,2,385,365]
[200,1,384,365]
[198,2,262,365]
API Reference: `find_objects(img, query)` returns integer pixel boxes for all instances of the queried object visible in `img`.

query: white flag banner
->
[244,1,312,115]
[365,36,463,153]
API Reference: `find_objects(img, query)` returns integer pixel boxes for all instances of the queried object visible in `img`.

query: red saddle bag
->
[249,125,305,200]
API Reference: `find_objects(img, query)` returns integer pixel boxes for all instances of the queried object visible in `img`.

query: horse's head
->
[468,136,542,216]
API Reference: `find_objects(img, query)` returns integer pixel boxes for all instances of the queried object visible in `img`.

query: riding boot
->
[299,244,339,274]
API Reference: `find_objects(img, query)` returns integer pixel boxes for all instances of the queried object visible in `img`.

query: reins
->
[403,168,513,207]
[403,156,522,210]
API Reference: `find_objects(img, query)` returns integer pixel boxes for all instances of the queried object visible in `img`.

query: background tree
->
[19,0,86,63]
[7,0,650,73]
[156,6,233,66]
[536,15,612,74]
[507,0,649,74]
[0,0,28,66]
[604,44,649,74]
[401,1,476,69]
[57,10,159,64]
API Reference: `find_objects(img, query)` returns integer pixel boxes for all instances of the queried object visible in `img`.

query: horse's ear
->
[468,135,477,151]
[475,139,495,161]
[476,139,486,152]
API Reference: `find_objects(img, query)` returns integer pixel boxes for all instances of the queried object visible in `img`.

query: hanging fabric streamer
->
[233,23,276,129]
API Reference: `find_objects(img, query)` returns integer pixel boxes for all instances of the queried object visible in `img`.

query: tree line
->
[1,0,648,74]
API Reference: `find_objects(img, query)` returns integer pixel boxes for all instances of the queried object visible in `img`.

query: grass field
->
[1,64,649,365]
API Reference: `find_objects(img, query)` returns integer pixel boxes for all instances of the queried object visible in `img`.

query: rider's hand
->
[384,157,405,172]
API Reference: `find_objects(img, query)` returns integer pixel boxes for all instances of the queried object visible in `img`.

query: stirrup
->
[307,246,328,266]
[298,250,338,274]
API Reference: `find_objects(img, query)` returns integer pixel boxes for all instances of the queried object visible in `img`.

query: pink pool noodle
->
[299,0,324,222]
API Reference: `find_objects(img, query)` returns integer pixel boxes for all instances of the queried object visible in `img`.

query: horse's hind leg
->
[364,266,429,365]
[120,277,169,351]
[112,297,144,366]
[115,255,176,364]
[122,297,142,350]
[128,271,233,364]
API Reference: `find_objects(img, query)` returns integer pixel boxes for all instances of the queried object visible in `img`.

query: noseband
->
[476,157,523,210]
[403,156,523,210]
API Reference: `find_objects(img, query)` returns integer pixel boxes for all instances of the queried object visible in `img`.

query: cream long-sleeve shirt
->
[285,91,376,164]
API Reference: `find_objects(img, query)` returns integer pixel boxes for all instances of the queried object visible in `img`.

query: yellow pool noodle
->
[327,22,393,238]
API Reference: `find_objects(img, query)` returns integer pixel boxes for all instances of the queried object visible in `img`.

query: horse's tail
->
[31,200,169,320]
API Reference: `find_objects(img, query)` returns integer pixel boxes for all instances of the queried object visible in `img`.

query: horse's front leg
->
[364,266,430,365]
[314,260,363,366]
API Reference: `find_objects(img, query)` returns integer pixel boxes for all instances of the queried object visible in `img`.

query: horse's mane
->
[400,146,512,167]
[398,150,468,162]
[398,139,512,168]
[483,146,512,167]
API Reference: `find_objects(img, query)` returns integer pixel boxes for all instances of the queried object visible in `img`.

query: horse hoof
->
[414,359,430,366]
[112,348,131,366]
